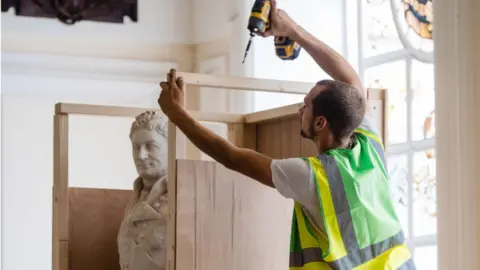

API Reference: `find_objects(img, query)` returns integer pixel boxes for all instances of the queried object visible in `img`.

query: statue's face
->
[131,128,167,180]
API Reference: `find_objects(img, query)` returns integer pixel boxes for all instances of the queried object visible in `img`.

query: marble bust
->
[117,111,169,270]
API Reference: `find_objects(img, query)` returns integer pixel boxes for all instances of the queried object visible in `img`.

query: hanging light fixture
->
[1,0,137,25]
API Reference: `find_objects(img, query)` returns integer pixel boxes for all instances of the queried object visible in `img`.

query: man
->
[117,111,168,270]
[158,1,416,269]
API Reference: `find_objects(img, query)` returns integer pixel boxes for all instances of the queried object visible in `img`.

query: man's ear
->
[314,116,327,131]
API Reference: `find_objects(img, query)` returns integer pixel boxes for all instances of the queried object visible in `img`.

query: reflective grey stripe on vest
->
[366,136,387,169]
[317,154,358,252]
[328,232,406,269]
[398,258,417,270]
[289,154,413,269]
[289,229,406,268]
[290,247,324,266]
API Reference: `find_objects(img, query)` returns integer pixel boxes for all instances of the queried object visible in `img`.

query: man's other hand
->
[159,68,185,116]
[260,0,298,38]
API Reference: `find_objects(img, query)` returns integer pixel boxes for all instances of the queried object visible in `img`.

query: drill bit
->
[242,33,255,64]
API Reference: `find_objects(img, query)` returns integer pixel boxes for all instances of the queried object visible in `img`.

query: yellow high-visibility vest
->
[289,129,416,270]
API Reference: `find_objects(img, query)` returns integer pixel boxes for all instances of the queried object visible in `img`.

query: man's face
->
[299,84,327,140]
[131,128,167,180]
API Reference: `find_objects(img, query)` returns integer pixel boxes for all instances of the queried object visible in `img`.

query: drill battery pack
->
[274,36,301,60]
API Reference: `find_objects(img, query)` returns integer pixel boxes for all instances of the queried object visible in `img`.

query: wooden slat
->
[167,121,177,270]
[178,72,313,94]
[55,103,245,123]
[382,89,389,148]
[68,188,131,270]
[53,114,69,270]
[367,88,384,100]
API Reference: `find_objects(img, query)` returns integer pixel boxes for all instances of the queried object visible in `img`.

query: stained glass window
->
[391,0,434,61]
[403,0,433,40]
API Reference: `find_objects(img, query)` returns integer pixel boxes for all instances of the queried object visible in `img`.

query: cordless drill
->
[242,0,302,63]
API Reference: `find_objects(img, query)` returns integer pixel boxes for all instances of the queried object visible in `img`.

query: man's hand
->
[260,0,298,38]
[158,69,185,116]
[157,69,275,189]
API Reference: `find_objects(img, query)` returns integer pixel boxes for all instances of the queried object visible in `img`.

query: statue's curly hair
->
[129,111,168,139]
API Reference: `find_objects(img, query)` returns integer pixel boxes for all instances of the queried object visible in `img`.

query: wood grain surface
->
[69,187,131,270]
[175,160,293,270]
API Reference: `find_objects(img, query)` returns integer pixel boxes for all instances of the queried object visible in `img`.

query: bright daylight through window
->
[252,0,436,267]
[253,0,437,268]
[361,0,436,268]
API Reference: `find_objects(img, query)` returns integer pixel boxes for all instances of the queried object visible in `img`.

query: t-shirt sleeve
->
[270,158,316,205]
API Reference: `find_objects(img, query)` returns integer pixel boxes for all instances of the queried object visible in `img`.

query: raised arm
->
[158,69,274,188]
[169,110,274,188]
[262,0,365,96]
[291,28,365,96]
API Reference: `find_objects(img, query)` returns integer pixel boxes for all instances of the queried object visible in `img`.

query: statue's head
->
[130,111,168,181]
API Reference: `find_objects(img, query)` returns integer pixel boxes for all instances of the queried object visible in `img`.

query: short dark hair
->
[312,80,366,141]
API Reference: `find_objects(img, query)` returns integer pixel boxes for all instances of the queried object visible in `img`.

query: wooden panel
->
[256,116,316,159]
[228,123,257,150]
[175,160,292,270]
[68,188,131,270]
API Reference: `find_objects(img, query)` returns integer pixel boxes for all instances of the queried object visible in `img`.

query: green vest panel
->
[289,129,417,270]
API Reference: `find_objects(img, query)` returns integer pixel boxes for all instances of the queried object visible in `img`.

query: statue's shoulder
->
[149,175,168,199]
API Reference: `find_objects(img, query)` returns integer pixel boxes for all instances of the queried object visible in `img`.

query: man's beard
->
[300,122,314,140]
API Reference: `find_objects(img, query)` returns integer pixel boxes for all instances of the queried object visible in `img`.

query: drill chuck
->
[242,0,301,63]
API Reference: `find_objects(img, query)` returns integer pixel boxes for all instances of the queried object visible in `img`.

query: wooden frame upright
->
[52,72,388,270]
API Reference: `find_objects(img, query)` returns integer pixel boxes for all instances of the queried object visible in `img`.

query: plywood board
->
[175,160,293,270]
[256,116,317,159]
[68,188,131,270]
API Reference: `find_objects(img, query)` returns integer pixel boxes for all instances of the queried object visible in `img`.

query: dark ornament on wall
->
[1,0,137,25]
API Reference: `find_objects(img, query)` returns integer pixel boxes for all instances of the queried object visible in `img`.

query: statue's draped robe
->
[117,175,168,270]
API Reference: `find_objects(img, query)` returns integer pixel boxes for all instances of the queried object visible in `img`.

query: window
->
[358,0,436,267]
[251,0,437,266]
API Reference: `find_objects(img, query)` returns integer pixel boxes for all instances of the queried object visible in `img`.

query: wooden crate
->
[52,72,388,270]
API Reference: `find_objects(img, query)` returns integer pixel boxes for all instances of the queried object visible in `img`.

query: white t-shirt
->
[270,116,380,232]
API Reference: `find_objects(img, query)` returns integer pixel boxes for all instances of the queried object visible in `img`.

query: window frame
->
[355,0,437,260]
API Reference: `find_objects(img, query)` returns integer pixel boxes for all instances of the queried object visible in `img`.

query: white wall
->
[1,0,193,61]
[1,53,177,270]
[250,0,346,111]
[1,0,345,269]
[1,1,249,269]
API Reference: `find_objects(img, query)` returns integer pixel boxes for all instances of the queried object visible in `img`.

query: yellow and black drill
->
[242,0,302,63]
